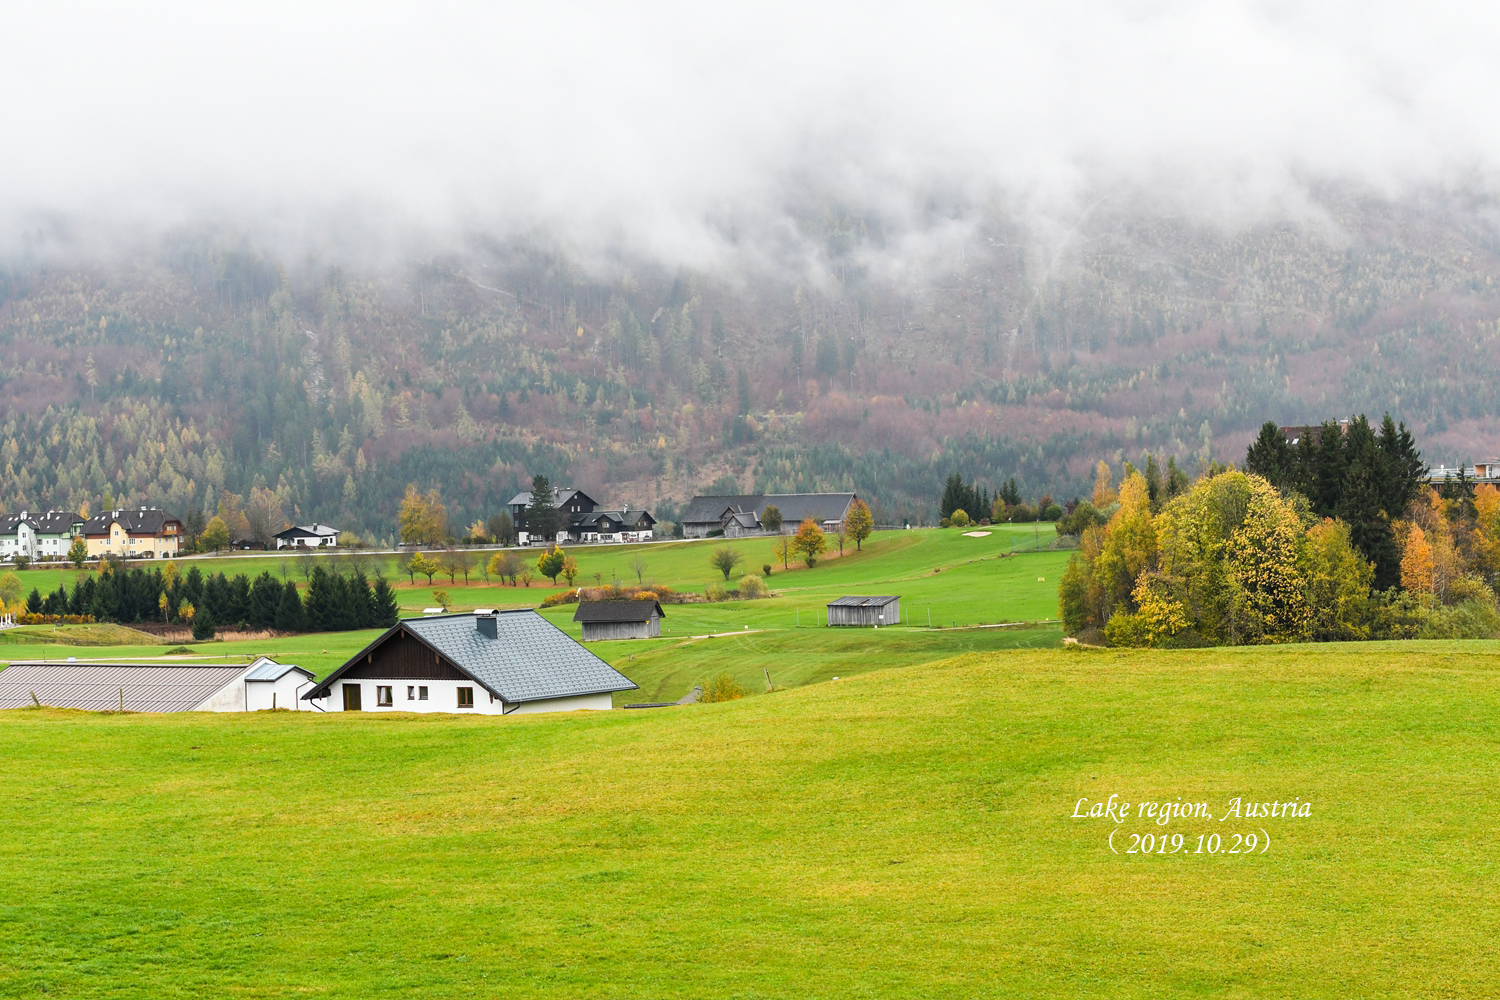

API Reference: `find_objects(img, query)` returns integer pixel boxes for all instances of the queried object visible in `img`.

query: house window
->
[457,686,474,708]
[377,685,393,706]
[419,686,429,700]
[407,685,415,700]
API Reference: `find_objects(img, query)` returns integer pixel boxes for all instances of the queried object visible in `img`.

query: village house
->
[507,488,656,545]
[1426,461,1500,488]
[32,510,86,559]
[0,510,88,562]
[0,514,38,562]
[680,493,858,539]
[82,507,184,559]
[302,610,638,714]
[275,523,341,549]
[0,656,315,712]
[573,598,665,640]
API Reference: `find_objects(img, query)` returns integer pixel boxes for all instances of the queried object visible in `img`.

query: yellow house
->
[82,508,184,559]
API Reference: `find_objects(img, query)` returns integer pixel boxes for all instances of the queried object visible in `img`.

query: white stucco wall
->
[506,692,613,714]
[311,678,614,714]
[195,678,248,712]
[247,673,313,711]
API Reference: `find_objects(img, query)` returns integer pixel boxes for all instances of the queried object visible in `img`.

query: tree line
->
[23,563,399,638]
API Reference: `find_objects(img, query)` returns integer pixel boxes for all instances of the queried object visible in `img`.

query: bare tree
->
[710,545,744,581]
[629,553,648,584]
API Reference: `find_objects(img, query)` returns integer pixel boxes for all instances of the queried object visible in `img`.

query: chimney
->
[475,610,498,639]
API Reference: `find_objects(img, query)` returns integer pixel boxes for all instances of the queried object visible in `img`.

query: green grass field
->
[3,526,1069,619]
[2,642,1498,997]
[1,528,1073,701]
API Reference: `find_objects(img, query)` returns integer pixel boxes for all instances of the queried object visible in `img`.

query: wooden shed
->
[827,595,901,627]
[573,599,665,640]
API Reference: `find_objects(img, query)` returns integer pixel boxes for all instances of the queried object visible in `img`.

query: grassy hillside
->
[2,642,1497,997]
[0,528,1073,702]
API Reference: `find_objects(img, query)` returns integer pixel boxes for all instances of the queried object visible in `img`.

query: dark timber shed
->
[573,599,665,640]
[827,595,901,627]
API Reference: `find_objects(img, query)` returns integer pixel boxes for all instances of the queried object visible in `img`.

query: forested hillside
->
[3,190,1500,539]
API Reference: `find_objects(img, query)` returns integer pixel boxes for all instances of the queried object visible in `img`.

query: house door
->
[343,684,363,711]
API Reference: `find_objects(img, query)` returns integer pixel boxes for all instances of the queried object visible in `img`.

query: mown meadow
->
[2,642,1498,997]
[1,527,1073,701]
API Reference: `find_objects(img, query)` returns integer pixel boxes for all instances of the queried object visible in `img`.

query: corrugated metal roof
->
[0,663,246,712]
[572,599,665,623]
[827,596,900,607]
[309,611,638,704]
[244,657,313,681]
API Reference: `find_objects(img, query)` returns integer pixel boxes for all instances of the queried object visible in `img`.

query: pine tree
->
[1338,418,1400,590]
[249,572,281,628]
[527,474,559,541]
[1377,413,1427,517]
[274,580,304,632]
[1312,420,1348,517]
[304,566,335,631]
[1244,421,1294,492]
[372,576,400,628]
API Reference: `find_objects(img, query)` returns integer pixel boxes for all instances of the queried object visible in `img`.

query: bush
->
[939,517,952,528]
[705,582,728,602]
[15,613,96,625]
[700,671,746,703]
[1042,503,1063,521]
[762,563,772,576]
[1010,504,1036,523]
[951,509,971,527]
[539,591,579,607]
[738,574,768,599]
[1056,501,1106,536]
[1414,598,1500,639]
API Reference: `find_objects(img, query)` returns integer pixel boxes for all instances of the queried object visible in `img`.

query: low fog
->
[5,3,1500,268]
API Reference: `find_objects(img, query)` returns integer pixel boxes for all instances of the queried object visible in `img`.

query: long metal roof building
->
[0,657,314,712]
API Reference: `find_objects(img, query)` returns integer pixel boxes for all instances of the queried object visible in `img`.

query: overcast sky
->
[4,3,1498,266]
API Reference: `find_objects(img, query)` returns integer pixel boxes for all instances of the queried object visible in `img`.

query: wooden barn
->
[573,599,665,641]
[826,595,901,627]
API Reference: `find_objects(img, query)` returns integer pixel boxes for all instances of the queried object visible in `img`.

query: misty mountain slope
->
[1,194,1497,536]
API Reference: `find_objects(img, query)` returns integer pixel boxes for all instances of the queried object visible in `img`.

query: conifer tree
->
[372,576,400,628]
[275,580,304,632]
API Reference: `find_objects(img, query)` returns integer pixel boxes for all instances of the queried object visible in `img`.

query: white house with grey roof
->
[0,514,38,562]
[32,510,86,559]
[302,610,638,714]
[0,656,315,712]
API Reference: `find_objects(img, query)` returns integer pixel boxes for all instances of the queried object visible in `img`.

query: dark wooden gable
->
[340,627,468,680]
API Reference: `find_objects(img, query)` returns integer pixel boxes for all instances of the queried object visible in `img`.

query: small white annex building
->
[303,610,638,714]
[0,656,315,712]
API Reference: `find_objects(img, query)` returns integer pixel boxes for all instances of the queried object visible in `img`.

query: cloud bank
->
[4,2,1499,266]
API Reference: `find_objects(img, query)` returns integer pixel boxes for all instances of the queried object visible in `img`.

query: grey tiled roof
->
[244,657,313,681]
[31,510,83,535]
[311,611,638,704]
[81,508,182,536]
[680,493,856,526]
[0,662,246,711]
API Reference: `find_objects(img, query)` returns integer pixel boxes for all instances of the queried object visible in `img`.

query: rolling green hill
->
[1,528,1073,701]
[2,642,1497,997]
